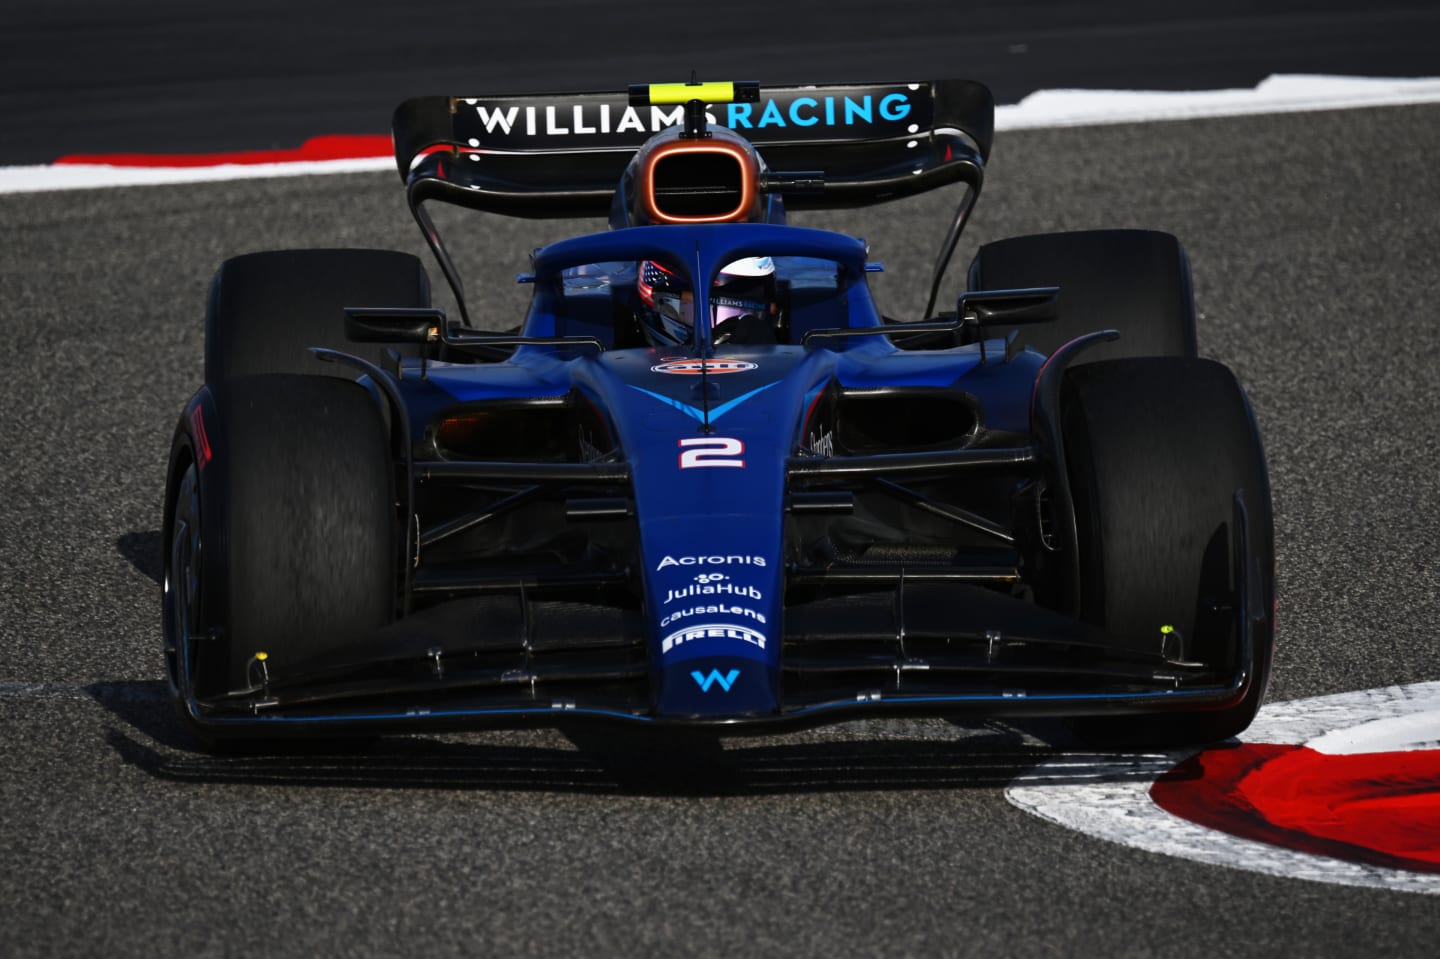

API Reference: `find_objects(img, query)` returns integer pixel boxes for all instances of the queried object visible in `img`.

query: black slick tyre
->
[1060,357,1274,746]
[205,248,430,382]
[967,229,1198,362]
[163,374,397,746]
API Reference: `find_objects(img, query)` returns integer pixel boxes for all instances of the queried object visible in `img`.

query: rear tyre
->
[163,375,397,746]
[1060,358,1274,746]
[205,248,431,382]
[966,229,1198,362]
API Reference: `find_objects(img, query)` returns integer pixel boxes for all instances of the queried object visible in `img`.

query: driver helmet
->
[637,256,777,346]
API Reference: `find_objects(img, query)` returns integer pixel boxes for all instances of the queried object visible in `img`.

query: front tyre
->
[1061,358,1275,746]
[162,375,398,745]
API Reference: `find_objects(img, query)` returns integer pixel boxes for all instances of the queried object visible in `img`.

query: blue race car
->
[162,80,1273,749]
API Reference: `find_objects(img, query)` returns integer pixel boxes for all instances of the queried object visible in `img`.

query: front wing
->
[179,480,1265,739]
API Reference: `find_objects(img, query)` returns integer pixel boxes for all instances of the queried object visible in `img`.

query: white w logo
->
[691,669,740,693]
[473,105,519,133]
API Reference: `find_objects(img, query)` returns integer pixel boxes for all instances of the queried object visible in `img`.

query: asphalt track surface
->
[4,0,1440,163]
[4,5,1440,959]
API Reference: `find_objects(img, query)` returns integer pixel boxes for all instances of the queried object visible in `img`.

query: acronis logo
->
[691,668,740,693]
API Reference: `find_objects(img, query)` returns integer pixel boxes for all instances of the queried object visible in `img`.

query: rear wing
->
[392,80,993,219]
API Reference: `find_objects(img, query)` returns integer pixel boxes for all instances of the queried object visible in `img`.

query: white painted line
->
[995,73,1440,129]
[1005,682,1440,896]
[0,681,100,700]
[2,75,1439,195]
[0,157,395,195]
[0,681,167,702]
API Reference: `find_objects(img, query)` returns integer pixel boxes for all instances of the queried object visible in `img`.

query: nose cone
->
[594,345,822,720]
[647,548,784,718]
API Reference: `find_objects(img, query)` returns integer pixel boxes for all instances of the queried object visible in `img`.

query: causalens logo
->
[692,669,740,693]
[454,85,930,149]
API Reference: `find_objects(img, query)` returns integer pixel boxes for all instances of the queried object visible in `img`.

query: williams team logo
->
[692,669,740,693]
[452,85,929,151]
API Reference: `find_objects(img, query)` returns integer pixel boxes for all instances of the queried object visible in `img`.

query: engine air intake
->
[640,139,757,224]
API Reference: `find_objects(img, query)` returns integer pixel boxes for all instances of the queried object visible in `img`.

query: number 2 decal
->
[678,436,745,469]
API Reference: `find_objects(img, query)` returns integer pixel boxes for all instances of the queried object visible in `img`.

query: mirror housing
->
[344,307,446,344]
[958,287,1060,327]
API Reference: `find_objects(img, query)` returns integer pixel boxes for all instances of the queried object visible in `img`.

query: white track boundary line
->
[1006,682,1440,896]
[0,156,395,194]
[994,73,1440,129]
[3,74,1439,195]
[0,681,167,702]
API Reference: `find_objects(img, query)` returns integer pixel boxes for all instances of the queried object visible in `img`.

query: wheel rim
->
[163,462,203,699]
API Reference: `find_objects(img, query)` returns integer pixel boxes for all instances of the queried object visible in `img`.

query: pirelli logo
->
[660,623,766,655]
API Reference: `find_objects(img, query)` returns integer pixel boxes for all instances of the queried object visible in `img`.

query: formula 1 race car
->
[162,79,1274,749]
